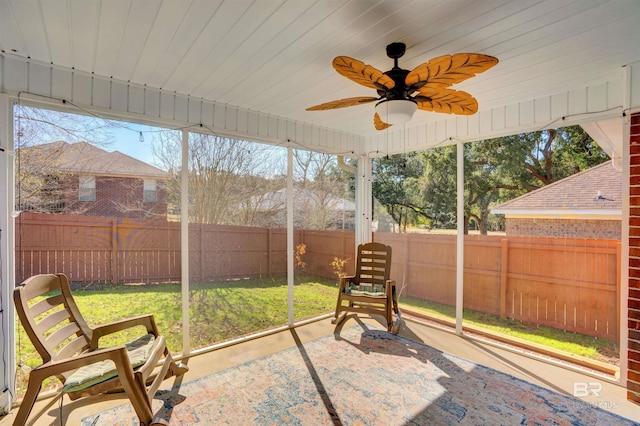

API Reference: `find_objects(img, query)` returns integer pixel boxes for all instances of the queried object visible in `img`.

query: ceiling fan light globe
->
[375,100,417,125]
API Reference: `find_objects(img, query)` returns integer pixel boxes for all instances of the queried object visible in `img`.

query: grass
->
[399,296,619,364]
[15,276,619,398]
[15,275,338,397]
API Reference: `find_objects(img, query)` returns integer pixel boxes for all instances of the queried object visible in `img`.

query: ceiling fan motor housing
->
[379,67,414,101]
[386,42,406,60]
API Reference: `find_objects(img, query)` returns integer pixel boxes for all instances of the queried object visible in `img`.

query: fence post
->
[267,228,272,276]
[111,220,118,284]
[199,224,204,281]
[500,238,509,318]
[616,241,621,345]
[404,235,410,297]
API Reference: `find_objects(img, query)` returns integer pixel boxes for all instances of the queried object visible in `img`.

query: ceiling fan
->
[306,42,498,130]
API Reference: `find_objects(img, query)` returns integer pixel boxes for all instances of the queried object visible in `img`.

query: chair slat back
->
[14,274,92,364]
[354,242,392,287]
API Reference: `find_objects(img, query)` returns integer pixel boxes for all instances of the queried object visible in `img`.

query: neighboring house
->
[18,141,168,219]
[491,161,621,239]
[251,188,356,230]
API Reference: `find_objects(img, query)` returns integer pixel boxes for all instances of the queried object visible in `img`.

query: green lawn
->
[15,276,618,397]
[15,276,339,396]
[400,296,619,364]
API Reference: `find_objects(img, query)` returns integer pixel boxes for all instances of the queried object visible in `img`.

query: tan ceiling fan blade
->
[406,53,498,90]
[374,112,392,130]
[415,88,479,115]
[333,56,395,90]
[306,96,378,111]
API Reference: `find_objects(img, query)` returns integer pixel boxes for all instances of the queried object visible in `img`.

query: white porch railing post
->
[0,94,15,413]
[287,146,294,326]
[181,129,190,355]
[456,142,464,335]
[356,155,372,247]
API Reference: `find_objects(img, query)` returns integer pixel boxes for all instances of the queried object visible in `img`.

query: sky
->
[108,123,157,165]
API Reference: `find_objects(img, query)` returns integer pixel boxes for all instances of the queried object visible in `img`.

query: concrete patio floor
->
[2,314,638,425]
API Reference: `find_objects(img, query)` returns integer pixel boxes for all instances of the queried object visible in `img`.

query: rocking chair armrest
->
[338,275,356,291]
[91,314,159,347]
[385,279,396,293]
[31,346,132,380]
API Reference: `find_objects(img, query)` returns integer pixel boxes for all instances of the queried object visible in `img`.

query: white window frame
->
[78,175,96,202]
[143,179,157,202]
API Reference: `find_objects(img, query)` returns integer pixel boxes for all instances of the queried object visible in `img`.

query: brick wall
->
[62,175,168,218]
[506,218,620,239]
[628,111,640,404]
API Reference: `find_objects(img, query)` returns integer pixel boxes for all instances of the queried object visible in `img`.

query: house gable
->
[19,141,168,218]
[491,162,621,238]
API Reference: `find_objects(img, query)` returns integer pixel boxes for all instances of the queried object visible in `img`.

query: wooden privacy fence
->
[16,213,182,284]
[14,212,355,284]
[375,233,620,341]
[15,212,619,340]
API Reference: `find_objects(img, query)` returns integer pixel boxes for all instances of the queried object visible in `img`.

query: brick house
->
[491,161,621,239]
[19,141,168,219]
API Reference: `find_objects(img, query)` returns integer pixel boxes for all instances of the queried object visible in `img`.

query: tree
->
[373,153,431,232]
[292,150,355,230]
[153,131,286,225]
[373,125,609,234]
[14,106,119,214]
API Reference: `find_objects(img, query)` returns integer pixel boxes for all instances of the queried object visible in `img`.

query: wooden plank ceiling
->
[1,0,639,142]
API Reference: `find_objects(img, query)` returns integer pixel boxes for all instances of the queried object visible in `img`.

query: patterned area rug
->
[82,325,637,425]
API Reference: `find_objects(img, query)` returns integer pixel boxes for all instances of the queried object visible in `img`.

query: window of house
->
[78,175,96,201]
[143,179,157,202]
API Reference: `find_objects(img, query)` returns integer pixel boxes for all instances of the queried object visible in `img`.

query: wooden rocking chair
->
[332,242,400,332]
[13,273,189,426]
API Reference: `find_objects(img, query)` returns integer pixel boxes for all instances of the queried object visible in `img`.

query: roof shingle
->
[492,162,620,214]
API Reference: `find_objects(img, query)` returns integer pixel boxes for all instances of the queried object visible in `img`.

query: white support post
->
[619,64,631,384]
[356,155,372,247]
[456,142,465,335]
[180,129,190,355]
[287,147,294,326]
[0,94,14,413]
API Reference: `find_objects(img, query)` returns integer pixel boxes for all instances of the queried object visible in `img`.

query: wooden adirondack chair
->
[332,242,400,332]
[13,273,188,426]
